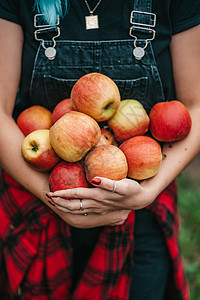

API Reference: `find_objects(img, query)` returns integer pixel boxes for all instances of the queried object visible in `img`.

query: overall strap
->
[134,0,152,13]
[129,0,156,60]
[131,0,155,28]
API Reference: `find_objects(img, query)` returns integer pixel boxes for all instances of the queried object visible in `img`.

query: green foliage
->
[177,171,200,300]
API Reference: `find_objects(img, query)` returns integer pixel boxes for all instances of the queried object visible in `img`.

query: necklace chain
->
[83,0,103,15]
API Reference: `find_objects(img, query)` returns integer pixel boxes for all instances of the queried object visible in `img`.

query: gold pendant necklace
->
[83,0,103,29]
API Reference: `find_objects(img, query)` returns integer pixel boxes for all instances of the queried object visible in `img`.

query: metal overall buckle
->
[129,10,156,60]
[34,14,60,60]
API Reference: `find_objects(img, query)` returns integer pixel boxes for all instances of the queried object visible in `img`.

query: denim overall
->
[31,0,170,298]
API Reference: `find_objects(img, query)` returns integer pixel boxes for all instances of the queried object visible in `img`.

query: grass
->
[177,166,200,300]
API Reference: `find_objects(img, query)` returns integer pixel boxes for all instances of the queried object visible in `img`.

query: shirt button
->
[18,286,22,296]
[10,224,15,230]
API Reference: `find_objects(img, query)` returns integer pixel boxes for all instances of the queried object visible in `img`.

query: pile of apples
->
[18,73,192,192]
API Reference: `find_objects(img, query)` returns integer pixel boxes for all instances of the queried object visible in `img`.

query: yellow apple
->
[49,111,101,162]
[21,129,60,172]
[108,99,150,142]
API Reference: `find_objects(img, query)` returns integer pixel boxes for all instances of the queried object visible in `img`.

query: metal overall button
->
[129,10,156,60]
[133,45,145,60]
[45,47,57,60]
[34,27,61,60]
[34,14,60,60]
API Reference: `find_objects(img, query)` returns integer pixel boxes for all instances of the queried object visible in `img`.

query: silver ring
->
[112,180,117,193]
[83,213,88,216]
[79,199,84,211]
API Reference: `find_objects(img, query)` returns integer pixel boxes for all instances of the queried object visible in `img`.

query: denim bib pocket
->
[114,77,148,102]
[43,75,149,112]
[43,75,77,110]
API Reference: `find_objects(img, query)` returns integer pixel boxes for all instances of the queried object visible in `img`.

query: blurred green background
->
[178,154,200,300]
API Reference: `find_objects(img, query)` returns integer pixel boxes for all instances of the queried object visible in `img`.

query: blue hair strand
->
[34,0,68,25]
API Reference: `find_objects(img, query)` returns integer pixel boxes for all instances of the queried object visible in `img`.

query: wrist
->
[139,176,163,204]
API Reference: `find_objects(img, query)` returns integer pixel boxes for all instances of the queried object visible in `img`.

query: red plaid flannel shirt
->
[0,170,189,299]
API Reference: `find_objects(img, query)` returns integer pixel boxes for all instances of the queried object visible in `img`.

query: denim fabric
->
[130,209,170,299]
[30,0,165,113]
[30,0,169,298]
[30,40,165,113]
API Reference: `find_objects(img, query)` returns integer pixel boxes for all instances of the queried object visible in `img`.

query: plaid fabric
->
[0,170,189,299]
[148,182,190,300]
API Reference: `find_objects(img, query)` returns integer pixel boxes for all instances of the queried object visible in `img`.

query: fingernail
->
[48,200,55,206]
[91,178,101,185]
[46,194,55,206]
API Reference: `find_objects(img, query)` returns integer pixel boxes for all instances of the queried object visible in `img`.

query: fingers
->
[46,177,133,214]
[48,187,98,200]
[48,182,121,203]
[91,177,130,195]
[50,196,106,215]
[48,187,83,199]
[91,177,118,193]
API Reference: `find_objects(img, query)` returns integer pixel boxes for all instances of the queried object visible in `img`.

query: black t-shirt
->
[0,0,200,116]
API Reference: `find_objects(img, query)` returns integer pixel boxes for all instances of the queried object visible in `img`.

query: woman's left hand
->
[47,177,155,215]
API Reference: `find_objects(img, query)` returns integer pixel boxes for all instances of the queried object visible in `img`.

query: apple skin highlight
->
[119,136,162,180]
[17,105,52,136]
[70,73,121,122]
[108,99,150,142]
[52,98,74,124]
[49,161,88,197]
[149,100,192,142]
[21,129,60,172]
[49,111,101,162]
[84,144,128,184]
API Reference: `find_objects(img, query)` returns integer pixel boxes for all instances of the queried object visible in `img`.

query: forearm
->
[0,114,49,195]
[0,113,67,221]
[144,26,200,198]
[141,104,200,199]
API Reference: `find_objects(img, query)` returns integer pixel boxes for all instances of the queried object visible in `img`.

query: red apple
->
[49,111,101,162]
[84,144,128,184]
[52,98,74,124]
[70,72,121,122]
[108,99,150,142]
[149,100,192,142]
[119,136,162,180]
[49,161,88,197]
[17,105,52,136]
[96,128,118,146]
[21,129,60,172]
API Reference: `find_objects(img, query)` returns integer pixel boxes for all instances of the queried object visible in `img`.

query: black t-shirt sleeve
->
[0,0,21,25]
[170,0,200,34]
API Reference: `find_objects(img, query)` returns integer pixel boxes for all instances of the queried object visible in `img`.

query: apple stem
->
[104,104,110,110]
[31,143,38,152]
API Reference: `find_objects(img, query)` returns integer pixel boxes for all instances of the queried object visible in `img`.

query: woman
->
[0,0,200,299]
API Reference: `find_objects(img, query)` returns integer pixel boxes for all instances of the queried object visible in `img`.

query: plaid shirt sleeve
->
[0,170,189,300]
